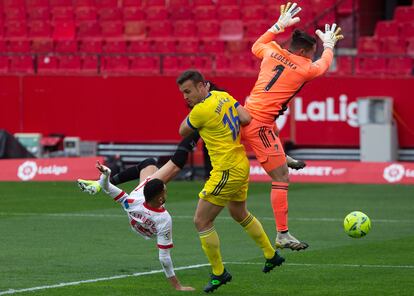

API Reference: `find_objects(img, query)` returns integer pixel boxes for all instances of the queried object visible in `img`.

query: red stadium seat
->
[9,55,34,73]
[79,40,102,52]
[124,21,146,40]
[55,40,78,52]
[153,40,176,53]
[27,0,49,7]
[28,7,51,21]
[193,6,217,20]
[201,40,225,53]
[129,56,160,75]
[226,40,249,53]
[52,7,75,21]
[101,21,124,39]
[128,40,152,52]
[215,54,231,75]
[74,0,96,8]
[145,0,165,7]
[102,55,130,73]
[375,21,399,39]
[357,37,381,53]
[242,6,266,21]
[170,7,193,20]
[176,40,199,53]
[220,20,243,41]
[4,7,26,21]
[337,0,358,15]
[122,0,144,7]
[311,0,335,15]
[229,53,255,75]
[400,22,414,42]
[193,56,213,74]
[355,57,386,76]
[146,7,168,20]
[81,54,99,73]
[123,7,145,20]
[99,8,123,21]
[317,11,335,28]
[77,21,101,39]
[169,0,191,8]
[103,40,127,53]
[217,0,238,6]
[177,56,194,72]
[28,21,52,38]
[31,39,54,52]
[386,57,413,76]
[197,20,220,40]
[75,7,97,22]
[335,56,353,75]
[241,0,261,6]
[162,55,180,75]
[217,6,241,20]
[53,21,76,40]
[3,0,25,7]
[193,0,215,7]
[5,21,27,39]
[7,40,31,52]
[173,21,197,39]
[97,0,119,8]
[147,21,173,39]
[50,0,72,7]
[381,38,406,54]
[37,55,59,73]
[394,6,414,23]
[0,40,6,52]
[244,20,269,41]
[407,40,414,56]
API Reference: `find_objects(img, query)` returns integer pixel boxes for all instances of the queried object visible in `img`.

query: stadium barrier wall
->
[250,160,414,184]
[0,157,104,181]
[1,75,414,148]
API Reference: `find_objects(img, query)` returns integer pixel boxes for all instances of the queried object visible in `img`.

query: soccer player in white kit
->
[78,133,200,291]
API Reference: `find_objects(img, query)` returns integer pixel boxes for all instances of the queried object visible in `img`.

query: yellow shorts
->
[199,157,249,207]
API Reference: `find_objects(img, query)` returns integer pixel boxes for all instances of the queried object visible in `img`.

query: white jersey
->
[112,177,173,249]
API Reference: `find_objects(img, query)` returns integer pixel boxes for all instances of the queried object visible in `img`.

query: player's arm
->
[253,2,301,58]
[179,115,194,138]
[235,103,251,126]
[308,23,344,79]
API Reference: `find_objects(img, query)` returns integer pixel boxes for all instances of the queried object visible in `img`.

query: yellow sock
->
[240,213,275,259]
[199,226,224,276]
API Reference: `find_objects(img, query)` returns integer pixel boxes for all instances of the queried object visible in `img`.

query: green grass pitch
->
[0,181,413,295]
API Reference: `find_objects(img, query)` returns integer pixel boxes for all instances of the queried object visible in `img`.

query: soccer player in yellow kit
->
[177,70,284,293]
[242,2,344,250]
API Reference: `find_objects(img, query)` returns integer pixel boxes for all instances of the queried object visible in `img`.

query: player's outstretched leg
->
[204,269,232,293]
[275,231,309,251]
[262,250,285,273]
[286,155,306,170]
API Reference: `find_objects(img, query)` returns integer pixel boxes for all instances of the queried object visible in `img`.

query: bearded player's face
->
[178,80,206,108]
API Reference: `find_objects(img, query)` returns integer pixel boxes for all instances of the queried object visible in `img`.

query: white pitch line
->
[1,261,413,295]
[0,212,412,223]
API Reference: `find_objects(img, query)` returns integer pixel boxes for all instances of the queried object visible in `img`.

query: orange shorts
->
[242,118,286,173]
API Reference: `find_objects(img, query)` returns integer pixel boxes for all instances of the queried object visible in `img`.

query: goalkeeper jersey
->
[113,177,173,249]
[245,31,334,124]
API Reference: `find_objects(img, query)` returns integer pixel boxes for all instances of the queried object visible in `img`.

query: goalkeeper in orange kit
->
[242,2,344,251]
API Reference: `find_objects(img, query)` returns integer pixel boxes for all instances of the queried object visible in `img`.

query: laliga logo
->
[17,161,38,181]
[383,164,405,183]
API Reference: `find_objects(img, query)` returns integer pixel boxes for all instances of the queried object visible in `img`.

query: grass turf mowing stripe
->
[0,212,412,223]
[1,262,413,295]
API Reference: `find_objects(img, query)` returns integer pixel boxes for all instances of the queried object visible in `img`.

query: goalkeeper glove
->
[269,2,301,34]
[315,23,344,49]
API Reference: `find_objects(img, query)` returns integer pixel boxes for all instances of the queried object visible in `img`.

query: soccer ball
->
[343,211,371,238]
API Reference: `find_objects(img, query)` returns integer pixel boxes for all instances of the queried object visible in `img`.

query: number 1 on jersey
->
[264,65,285,91]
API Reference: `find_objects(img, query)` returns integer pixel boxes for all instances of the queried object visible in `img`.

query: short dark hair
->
[143,178,165,203]
[290,29,317,51]
[176,70,205,85]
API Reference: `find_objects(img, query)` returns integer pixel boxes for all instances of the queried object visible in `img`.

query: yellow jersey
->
[187,90,247,171]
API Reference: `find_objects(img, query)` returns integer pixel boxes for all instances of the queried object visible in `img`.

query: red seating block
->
[28,7,51,21]
[97,0,119,8]
[193,6,216,20]
[242,6,266,21]
[169,0,191,8]
[50,0,72,7]
[147,21,173,39]
[146,7,168,20]
[357,37,381,53]
[0,56,8,73]
[153,40,176,53]
[145,0,165,7]
[81,55,98,73]
[27,0,49,7]
[53,21,76,40]
[375,21,399,39]
[74,0,96,8]
[217,6,241,20]
[381,38,406,54]
[215,54,231,75]
[4,7,26,21]
[337,0,358,15]
[52,7,74,21]
[335,56,353,75]
[77,21,101,39]
[58,55,82,73]
[244,20,269,41]
[386,57,413,76]
[407,40,414,56]
[129,56,160,75]
[220,20,243,41]
[201,40,225,53]
[102,56,130,73]
[123,7,145,20]
[193,0,215,7]
[55,40,78,52]
[5,21,27,39]
[193,56,213,75]
[3,0,25,7]
[162,55,180,75]
[196,20,219,40]
[394,6,414,23]
[101,21,123,39]
[75,7,97,21]
[124,21,146,40]
[217,0,238,6]
[355,57,386,75]
[128,40,152,52]
[103,40,127,52]
[122,0,144,7]
[28,21,52,38]
[37,55,59,73]
[31,39,54,52]
[226,40,249,53]
[7,40,31,52]
[169,7,193,20]
[9,55,34,73]
[173,21,197,39]
[229,53,255,75]
[311,0,335,15]
[99,8,123,21]
[79,40,102,52]
[176,40,199,53]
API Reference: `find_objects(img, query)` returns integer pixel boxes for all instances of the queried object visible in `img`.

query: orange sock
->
[270,182,289,232]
